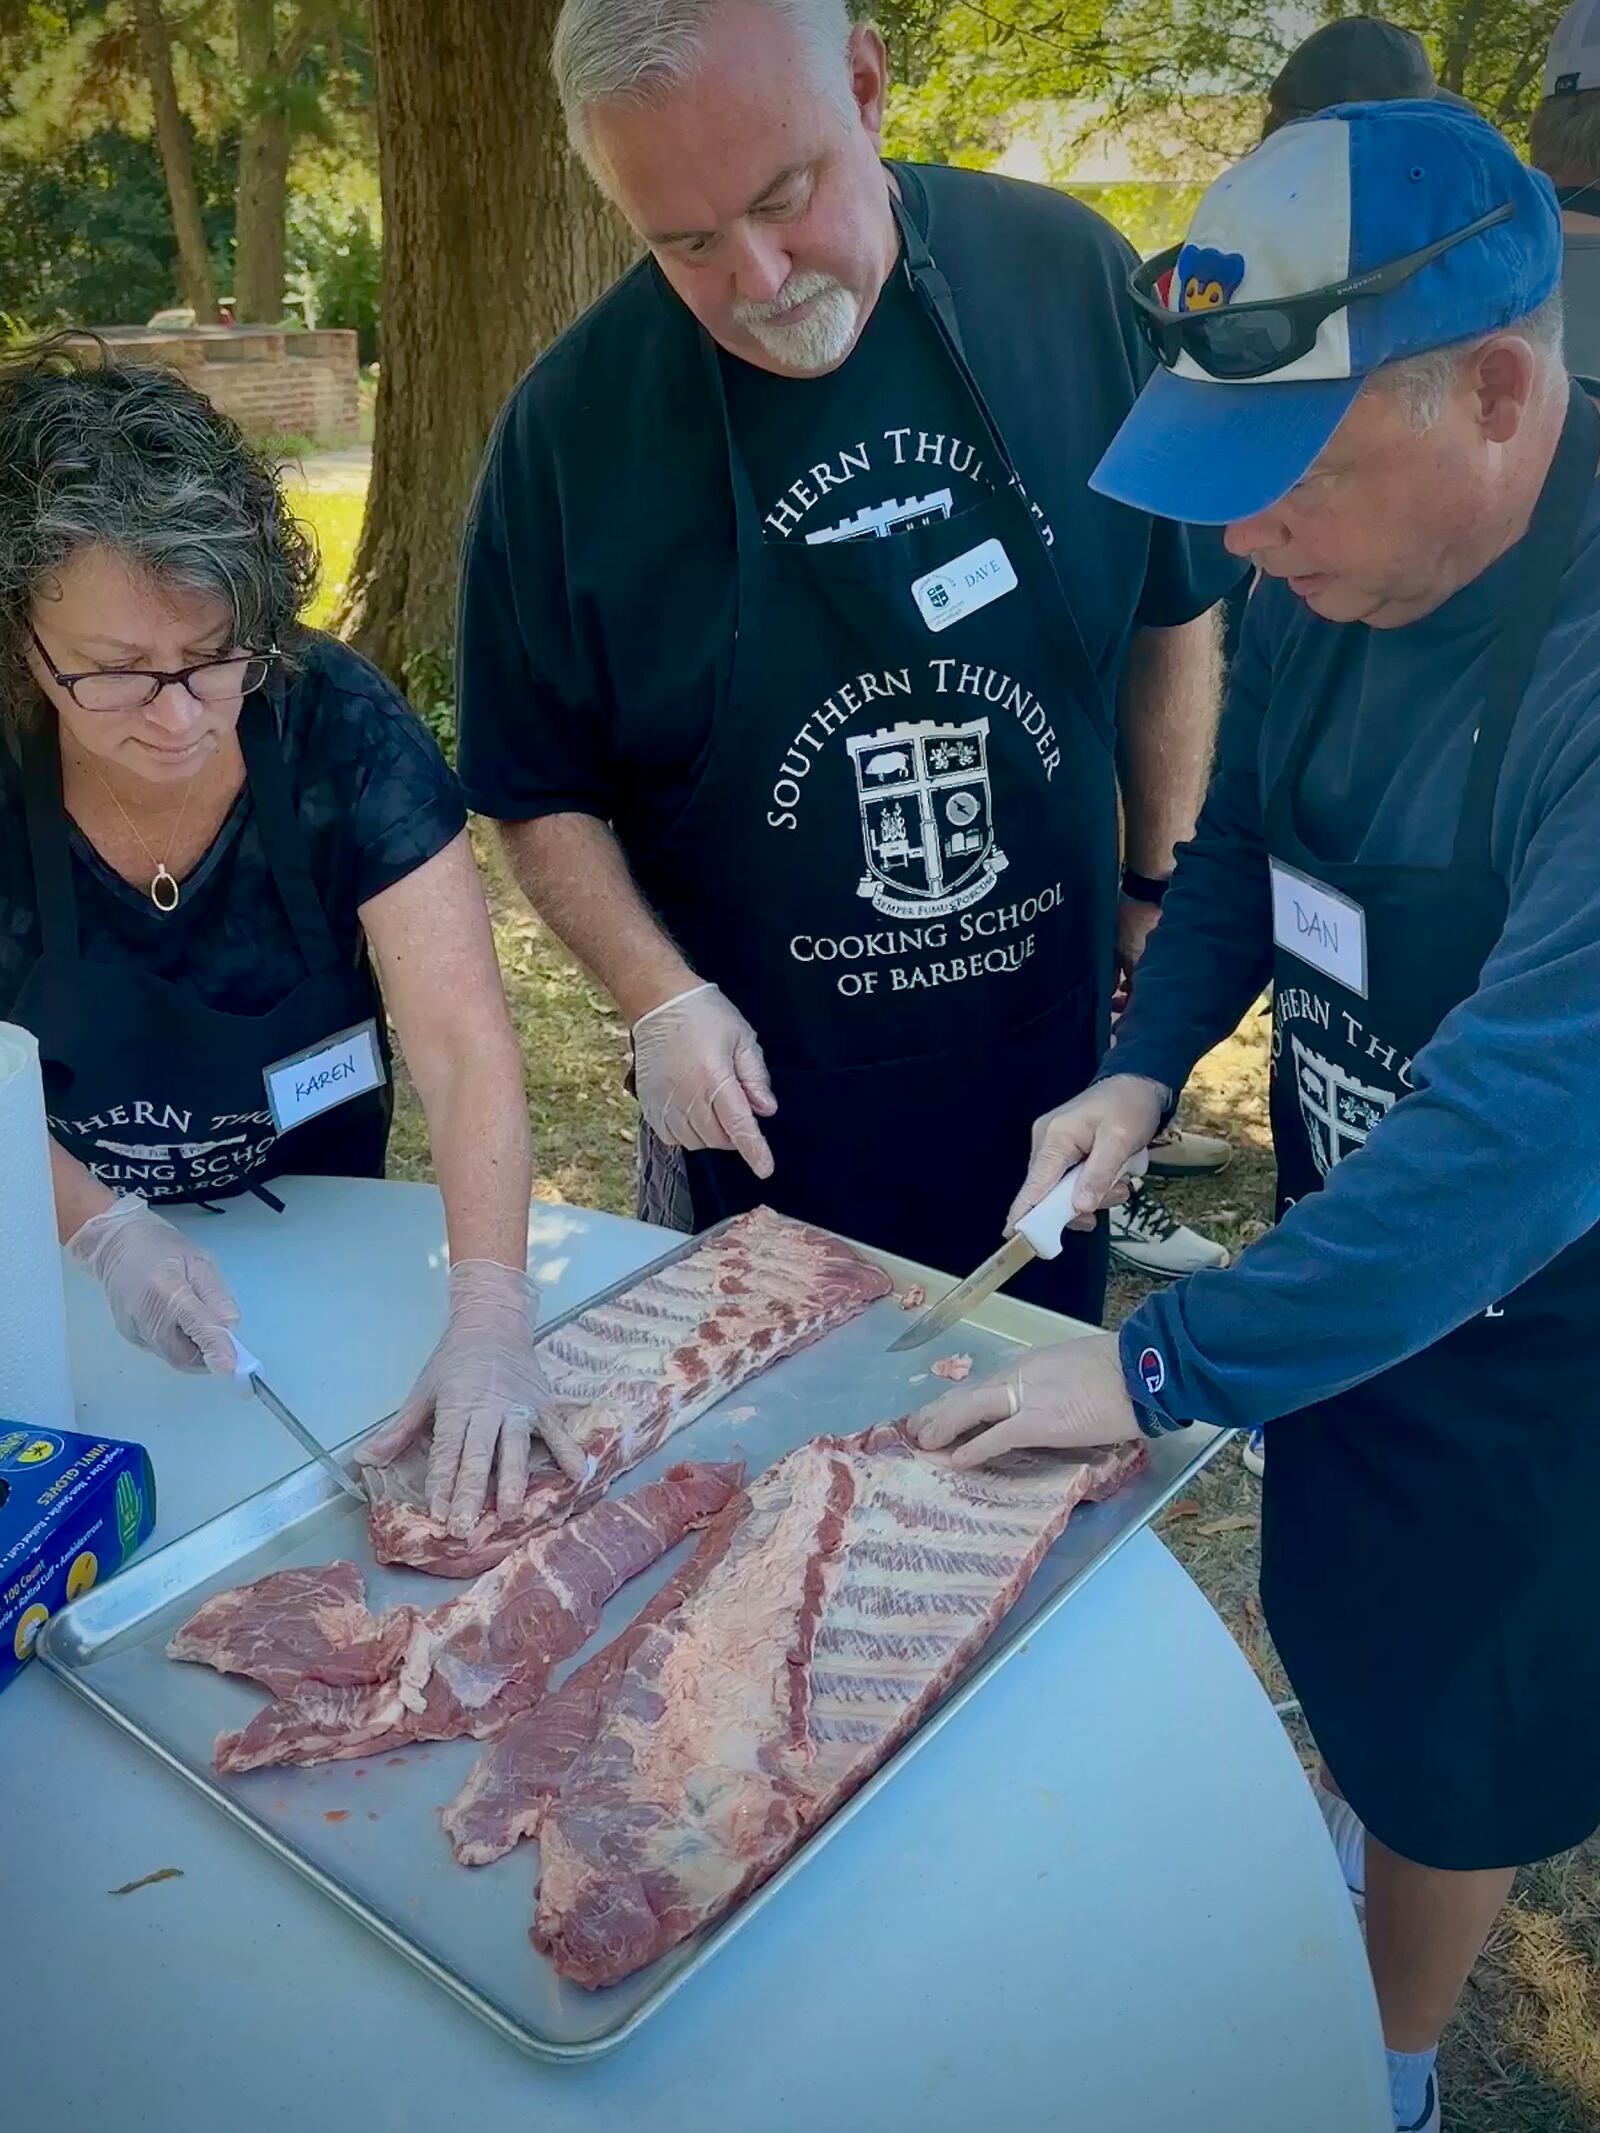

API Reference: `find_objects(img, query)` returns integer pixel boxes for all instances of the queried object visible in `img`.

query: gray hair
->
[1531,84,1600,186]
[553,0,855,168]
[0,335,316,732]
[1370,291,1568,433]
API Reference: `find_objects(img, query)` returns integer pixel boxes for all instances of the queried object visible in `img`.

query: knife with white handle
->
[887,1150,1150,1353]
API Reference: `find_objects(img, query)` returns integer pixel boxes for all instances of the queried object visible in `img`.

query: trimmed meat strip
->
[181,1463,743,1773]
[362,1207,890,1577]
[168,1563,415,1696]
[532,1425,1144,1989]
[442,1501,748,1866]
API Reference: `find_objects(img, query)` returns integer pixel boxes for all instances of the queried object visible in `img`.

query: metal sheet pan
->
[39,1222,1225,2061]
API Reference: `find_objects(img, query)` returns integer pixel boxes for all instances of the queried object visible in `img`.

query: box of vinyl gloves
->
[0,1420,155,1693]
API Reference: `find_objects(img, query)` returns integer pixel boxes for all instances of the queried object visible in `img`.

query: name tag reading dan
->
[1270,859,1368,998]
[263,1019,385,1133]
[912,538,1018,633]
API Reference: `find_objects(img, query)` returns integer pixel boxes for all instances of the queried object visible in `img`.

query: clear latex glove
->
[631,982,777,1180]
[1008,1074,1170,1232]
[66,1194,240,1376]
[359,1260,588,1535]
[909,1331,1142,1469]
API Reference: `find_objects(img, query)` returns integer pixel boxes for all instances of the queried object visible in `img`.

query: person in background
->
[456,0,1244,1305]
[1261,15,1471,140]
[914,105,1596,2133]
[0,342,581,1533]
[1533,0,1600,377]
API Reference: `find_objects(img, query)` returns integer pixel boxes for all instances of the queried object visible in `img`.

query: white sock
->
[1387,2045,1438,2129]
[1312,1778,1366,1899]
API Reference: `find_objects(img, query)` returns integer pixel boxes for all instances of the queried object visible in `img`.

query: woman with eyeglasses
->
[0,340,583,1532]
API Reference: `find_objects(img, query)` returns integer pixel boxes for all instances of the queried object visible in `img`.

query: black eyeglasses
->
[1129,202,1515,381]
[29,624,279,714]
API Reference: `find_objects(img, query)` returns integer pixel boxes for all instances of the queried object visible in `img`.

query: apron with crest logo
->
[630,196,1120,1315]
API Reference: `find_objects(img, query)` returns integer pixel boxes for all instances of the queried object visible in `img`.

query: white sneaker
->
[1145,1123,1233,1177]
[1108,1181,1231,1278]
[1241,1428,1266,1477]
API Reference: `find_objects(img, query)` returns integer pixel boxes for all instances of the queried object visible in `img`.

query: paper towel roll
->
[0,1022,74,1431]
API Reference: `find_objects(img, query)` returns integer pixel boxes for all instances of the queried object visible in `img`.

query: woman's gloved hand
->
[66,1194,241,1375]
[360,1260,588,1535]
[909,1332,1144,1469]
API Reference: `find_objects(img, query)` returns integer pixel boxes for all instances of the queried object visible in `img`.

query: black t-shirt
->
[721,262,1007,547]
[455,162,1243,844]
[0,634,466,1021]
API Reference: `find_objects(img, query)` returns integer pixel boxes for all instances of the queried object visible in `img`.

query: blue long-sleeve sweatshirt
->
[1111,501,1600,1432]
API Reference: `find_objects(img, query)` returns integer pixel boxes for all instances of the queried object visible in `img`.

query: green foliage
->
[879,0,1568,183]
[0,123,234,327]
[285,150,381,357]
[401,643,457,765]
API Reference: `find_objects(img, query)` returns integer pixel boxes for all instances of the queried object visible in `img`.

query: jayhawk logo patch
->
[1176,243,1246,312]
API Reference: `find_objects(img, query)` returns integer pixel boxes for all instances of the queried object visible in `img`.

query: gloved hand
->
[910,1332,1142,1469]
[360,1260,588,1535]
[632,982,777,1180]
[66,1194,240,1376]
[1008,1073,1170,1232]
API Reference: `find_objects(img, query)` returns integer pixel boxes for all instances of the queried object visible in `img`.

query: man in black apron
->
[455,0,1241,1321]
[914,107,1596,2133]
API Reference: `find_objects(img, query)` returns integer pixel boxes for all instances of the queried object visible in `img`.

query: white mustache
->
[731,270,842,327]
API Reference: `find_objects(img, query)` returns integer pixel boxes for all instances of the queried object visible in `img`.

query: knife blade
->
[230,1338,368,1503]
[888,1151,1149,1353]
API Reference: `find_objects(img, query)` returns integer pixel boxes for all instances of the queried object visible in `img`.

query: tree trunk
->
[233,0,291,323]
[344,0,635,683]
[129,0,219,322]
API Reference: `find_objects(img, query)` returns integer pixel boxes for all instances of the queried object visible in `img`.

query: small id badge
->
[1270,859,1368,997]
[911,538,1019,633]
[263,1019,385,1133]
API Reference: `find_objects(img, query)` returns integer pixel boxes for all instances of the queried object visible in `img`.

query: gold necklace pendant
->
[150,863,180,914]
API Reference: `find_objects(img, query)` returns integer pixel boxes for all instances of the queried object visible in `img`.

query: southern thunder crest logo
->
[1291,1033,1395,1177]
[847,718,1008,920]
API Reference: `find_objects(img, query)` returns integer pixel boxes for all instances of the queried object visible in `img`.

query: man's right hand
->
[631,982,777,1180]
[1008,1074,1170,1232]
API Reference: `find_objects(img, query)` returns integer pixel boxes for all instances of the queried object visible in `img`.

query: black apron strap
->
[20,721,81,959]
[1452,381,1599,866]
[236,684,342,973]
[886,173,1118,747]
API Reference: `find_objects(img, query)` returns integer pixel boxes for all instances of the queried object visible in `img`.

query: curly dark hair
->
[0,333,319,730]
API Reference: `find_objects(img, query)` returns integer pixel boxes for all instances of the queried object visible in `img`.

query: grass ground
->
[289,474,1600,2133]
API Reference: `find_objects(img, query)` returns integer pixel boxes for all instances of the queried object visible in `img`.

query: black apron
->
[630,189,1119,1317]
[12,688,392,1206]
[1259,383,1600,1870]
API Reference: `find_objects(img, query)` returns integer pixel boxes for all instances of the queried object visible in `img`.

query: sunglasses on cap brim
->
[1129,201,1514,382]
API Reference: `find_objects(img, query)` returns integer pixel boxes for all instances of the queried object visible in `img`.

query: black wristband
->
[1120,867,1171,907]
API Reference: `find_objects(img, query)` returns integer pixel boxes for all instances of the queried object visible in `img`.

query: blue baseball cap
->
[1091,101,1563,525]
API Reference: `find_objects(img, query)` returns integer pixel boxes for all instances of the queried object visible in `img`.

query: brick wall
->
[94,326,361,447]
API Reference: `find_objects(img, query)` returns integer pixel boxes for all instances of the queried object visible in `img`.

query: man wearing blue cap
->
[911,102,1598,2133]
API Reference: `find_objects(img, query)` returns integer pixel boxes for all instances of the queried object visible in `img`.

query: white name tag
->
[1270,859,1368,998]
[263,1019,385,1133]
[911,538,1018,633]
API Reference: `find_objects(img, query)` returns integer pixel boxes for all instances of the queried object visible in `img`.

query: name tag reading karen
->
[263,1019,385,1134]
[1270,859,1368,998]
[911,538,1018,633]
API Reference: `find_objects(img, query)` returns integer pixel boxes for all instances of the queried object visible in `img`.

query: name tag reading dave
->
[1270,859,1368,997]
[912,538,1018,633]
[263,1019,385,1133]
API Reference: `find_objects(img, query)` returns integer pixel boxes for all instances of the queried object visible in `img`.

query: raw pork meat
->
[363,1207,891,1577]
[170,1464,742,1773]
[532,1425,1143,1989]
[442,1506,746,1866]
[167,1563,415,1696]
